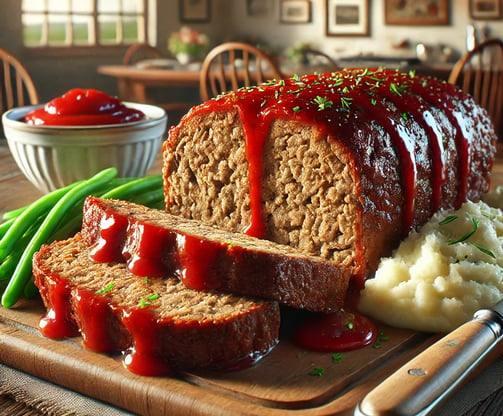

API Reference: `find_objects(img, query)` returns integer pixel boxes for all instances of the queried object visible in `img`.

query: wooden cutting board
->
[0,297,441,416]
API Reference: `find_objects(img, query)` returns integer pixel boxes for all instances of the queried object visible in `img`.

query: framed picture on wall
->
[325,0,369,36]
[246,0,271,17]
[384,0,449,25]
[469,0,502,19]
[280,0,312,23]
[180,0,211,23]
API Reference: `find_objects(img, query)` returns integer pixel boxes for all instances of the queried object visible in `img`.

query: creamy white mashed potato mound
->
[484,185,503,210]
[358,200,503,333]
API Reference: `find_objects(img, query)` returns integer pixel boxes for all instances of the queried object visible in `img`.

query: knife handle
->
[356,309,503,416]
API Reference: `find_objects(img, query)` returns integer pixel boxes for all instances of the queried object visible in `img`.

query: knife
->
[354,298,503,416]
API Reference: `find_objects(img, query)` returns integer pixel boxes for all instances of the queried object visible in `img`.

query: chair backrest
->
[0,48,39,115]
[300,48,339,70]
[199,42,283,101]
[123,43,163,65]
[448,38,503,136]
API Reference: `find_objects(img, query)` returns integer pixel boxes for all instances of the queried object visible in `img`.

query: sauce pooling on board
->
[24,88,145,126]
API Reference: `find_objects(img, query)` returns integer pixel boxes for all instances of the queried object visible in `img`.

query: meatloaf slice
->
[32,234,280,376]
[81,196,350,312]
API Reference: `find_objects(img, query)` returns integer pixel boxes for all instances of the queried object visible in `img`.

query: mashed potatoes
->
[358,191,503,333]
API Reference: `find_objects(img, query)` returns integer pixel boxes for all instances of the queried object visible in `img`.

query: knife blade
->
[354,298,503,416]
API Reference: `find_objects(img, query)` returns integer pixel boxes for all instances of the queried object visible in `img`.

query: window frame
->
[21,0,153,55]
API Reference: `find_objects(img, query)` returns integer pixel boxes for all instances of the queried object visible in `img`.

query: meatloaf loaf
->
[81,196,348,311]
[163,68,496,289]
[32,234,280,375]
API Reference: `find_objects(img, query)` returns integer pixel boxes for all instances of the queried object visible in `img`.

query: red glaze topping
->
[73,289,119,352]
[293,309,377,352]
[121,307,172,376]
[122,222,171,278]
[38,277,79,339]
[177,68,474,236]
[24,88,145,126]
[177,234,225,290]
[88,210,128,263]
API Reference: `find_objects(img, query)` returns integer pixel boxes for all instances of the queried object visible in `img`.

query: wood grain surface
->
[0,140,502,415]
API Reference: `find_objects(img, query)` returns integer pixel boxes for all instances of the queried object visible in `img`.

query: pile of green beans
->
[0,167,165,308]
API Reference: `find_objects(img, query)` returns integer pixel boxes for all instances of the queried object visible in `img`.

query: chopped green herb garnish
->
[472,243,496,259]
[346,321,354,330]
[309,367,325,376]
[292,105,301,113]
[389,82,407,96]
[138,293,160,308]
[331,353,344,363]
[448,217,478,245]
[401,112,409,121]
[373,331,390,349]
[313,95,333,111]
[341,96,353,110]
[95,282,115,294]
[439,215,458,225]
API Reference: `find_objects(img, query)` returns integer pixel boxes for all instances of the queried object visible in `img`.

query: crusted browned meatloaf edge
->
[162,68,496,299]
[80,196,350,312]
[32,234,280,372]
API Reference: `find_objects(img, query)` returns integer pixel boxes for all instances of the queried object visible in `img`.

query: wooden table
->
[0,140,502,415]
[97,64,201,103]
[97,64,202,126]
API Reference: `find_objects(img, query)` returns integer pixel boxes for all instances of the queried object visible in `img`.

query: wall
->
[0,0,502,103]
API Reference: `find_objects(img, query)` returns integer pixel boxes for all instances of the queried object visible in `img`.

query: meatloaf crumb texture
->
[163,68,496,282]
[81,196,350,312]
[33,234,280,370]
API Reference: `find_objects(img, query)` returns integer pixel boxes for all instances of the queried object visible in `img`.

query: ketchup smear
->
[293,309,377,352]
[24,88,145,126]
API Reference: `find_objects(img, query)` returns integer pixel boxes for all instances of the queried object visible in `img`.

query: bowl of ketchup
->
[2,88,167,193]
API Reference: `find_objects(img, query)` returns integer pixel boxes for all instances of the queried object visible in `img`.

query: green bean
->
[0,218,15,239]
[1,167,118,308]
[49,184,164,242]
[0,181,89,258]
[2,206,26,221]
[24,279,38,299]
[1,181,85,222]
[131,189,165,207]
[99,175,163,199]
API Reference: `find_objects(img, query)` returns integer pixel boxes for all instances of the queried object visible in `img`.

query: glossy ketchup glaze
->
[87,201,226,290]
[89,210,128,263]
[177,234,224,290]
[38,278,79,339]
[121,307,172,376]
[292,277,377,352]
[24,88,145,126]
[122,222,171,278]
[185,68,472,239]
[293,309,377,352]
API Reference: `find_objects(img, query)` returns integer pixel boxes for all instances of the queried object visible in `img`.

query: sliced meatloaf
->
[163,68,496,288]
[32,234,280,376]
[80,196,350,312]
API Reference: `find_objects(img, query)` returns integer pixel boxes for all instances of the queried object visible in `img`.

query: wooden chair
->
[299,48,339,70]
[448,38,503,137]
[123,43,163,65]
[122,43,195,125]
[0,48,39,116]
[200,42,283,101]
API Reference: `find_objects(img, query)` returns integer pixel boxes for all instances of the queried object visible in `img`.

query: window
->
[21,0,149,48]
